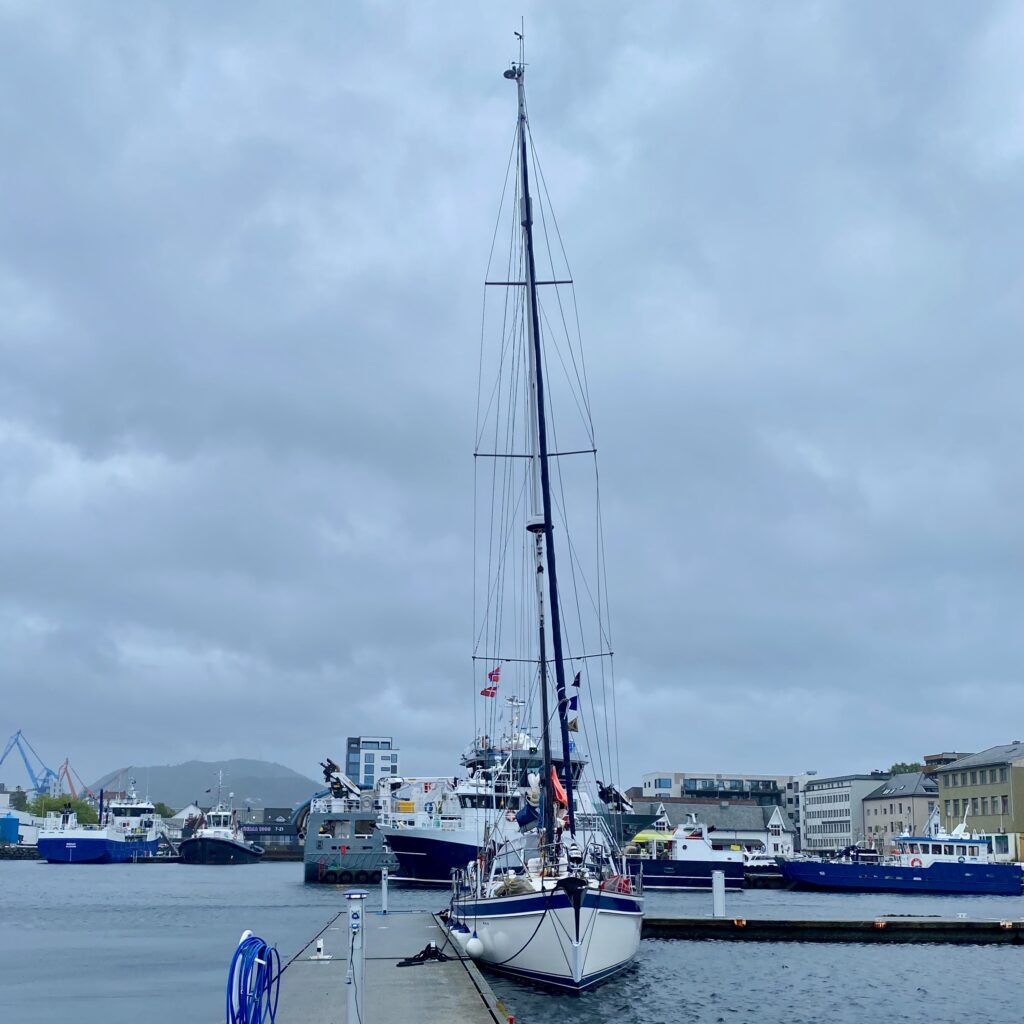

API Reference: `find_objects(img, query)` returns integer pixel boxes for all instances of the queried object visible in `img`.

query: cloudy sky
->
[1,2,1022,789]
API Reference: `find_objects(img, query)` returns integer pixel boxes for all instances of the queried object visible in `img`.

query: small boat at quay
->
[625,815,745,891]
[37,783,159,864]
[178,805,263,865]
[779,811,1023,895]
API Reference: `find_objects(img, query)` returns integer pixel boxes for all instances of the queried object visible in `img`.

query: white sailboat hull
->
[449,886,643,991]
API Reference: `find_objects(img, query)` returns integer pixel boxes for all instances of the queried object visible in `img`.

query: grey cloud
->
[1,2,1022,785]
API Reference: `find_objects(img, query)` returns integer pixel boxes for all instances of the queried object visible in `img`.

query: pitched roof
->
[864,772,937,801]
[632,800,795,833]
[937,743,1024,771]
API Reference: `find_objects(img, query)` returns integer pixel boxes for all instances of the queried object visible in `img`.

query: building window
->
[971,798,979,814]
[953,800,960,816]
[1002,795,1010,814]
[654,778,672,789]
[944,800,951,816]
[1000,768,1008,783]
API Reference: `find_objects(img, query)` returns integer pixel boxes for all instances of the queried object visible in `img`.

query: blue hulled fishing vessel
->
[780,812,1023,896]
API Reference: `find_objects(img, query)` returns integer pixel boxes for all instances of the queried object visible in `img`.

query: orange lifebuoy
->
[505,809,515,822]
[550,767,568,806]
[910,857,923,868]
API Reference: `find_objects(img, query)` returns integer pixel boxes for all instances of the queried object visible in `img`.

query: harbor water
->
[2,861,1023,1023]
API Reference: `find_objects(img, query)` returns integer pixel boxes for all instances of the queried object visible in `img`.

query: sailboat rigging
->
[443,45,643,993]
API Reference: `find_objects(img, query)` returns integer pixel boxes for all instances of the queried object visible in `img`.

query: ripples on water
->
[2,862,1022,1024]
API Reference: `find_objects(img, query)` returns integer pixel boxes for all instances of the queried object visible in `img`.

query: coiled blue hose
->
[226,933,281,1024]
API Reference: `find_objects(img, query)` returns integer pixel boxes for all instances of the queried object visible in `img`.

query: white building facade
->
[345,736,400,790]
[801,773,891,853]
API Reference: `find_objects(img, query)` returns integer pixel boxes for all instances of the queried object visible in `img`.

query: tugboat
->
[779,808,1023,895]
[299,758,397,885]
[179,806,263,865]
[37,783,159,863]
[179,774,263,865]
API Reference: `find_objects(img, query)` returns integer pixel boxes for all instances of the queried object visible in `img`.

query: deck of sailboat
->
[274,910,506,1024]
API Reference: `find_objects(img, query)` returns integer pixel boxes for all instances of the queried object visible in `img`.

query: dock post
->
[345,889,368,1024]
[381,865,388,914]
[711,870,725,917]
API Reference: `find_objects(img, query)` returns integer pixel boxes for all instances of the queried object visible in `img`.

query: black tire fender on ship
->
[323,871,338,884]
[339,870,354,884]
[355,871,369,884]
[369,871,382,884]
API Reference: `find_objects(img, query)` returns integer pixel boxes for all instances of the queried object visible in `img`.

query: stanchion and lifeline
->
[346,889,369,1024]
[226,929,281,1024]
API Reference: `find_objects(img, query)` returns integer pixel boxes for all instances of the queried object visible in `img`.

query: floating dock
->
[643,916,1024,944]
[276,910,507,1023]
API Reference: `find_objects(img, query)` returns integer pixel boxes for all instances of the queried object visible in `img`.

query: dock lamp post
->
[346,889,368,1024]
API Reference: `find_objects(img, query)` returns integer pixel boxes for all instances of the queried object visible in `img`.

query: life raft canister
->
[550,767,568,806]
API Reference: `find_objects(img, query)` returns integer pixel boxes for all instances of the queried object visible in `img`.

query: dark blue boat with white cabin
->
[625,815,745,891]
[780,813,1023,896]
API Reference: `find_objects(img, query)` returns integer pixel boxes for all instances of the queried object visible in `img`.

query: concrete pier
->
[275,911,508,1023]
[643,915,1024,944]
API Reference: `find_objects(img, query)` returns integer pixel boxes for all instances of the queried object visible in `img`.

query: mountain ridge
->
[90,758,321,811]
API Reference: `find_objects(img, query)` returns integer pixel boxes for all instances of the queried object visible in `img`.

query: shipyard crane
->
[57,758,96,802]
[0,730,60,795]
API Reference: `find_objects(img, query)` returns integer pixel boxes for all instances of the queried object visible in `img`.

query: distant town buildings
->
[933,742,1024,858]
[801,773,891,852]
[862,772,938,848]
[630,797,796,858]
[345,736,400,789]
[635,744,1024,859]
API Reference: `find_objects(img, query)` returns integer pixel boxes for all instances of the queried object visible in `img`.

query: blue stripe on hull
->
[454,888,643,919]
[627,857,745,891]
[385,833,478,885]
[38,837,160,864]
[780,860,1024,896]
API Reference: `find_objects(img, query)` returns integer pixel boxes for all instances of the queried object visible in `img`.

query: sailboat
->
[443,50,643,992]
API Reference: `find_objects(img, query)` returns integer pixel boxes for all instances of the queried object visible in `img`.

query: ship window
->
[908,844,919,854]
[996,835,1009,854]
[969,846,979,856]
[956,845,967,856]
[943,845,954,855]
[354,820,374,836]
[931,845,942,855]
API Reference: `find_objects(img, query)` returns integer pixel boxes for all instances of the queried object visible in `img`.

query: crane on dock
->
[0,730,60,795]
[57,758,96,801]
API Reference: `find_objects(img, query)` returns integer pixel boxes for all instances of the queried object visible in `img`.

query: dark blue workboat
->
[780,819,1023,896]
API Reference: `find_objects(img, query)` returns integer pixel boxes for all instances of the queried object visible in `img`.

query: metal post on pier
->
[346,889,368,1024]
[712,870,725,918]
[381,865,389,914]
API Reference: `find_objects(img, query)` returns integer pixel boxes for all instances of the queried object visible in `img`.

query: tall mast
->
[505,58,577,842]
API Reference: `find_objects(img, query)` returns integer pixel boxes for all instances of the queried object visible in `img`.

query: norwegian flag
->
[480,685,498,698]
[487,666,502,683]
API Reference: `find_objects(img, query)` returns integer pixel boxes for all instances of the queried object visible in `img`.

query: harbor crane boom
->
[0,730,60,795]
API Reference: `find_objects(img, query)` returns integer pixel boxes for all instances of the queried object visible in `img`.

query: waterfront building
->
[862,772,938,849]
[631,798,796,857]
[923,752,973,775]
[801,773,890,853]
[640,771,792,806]
[345,736,400,789]
[933,742,1024,859]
